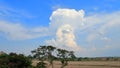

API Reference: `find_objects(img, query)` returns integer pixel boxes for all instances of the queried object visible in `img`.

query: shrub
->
[0,53,32,68]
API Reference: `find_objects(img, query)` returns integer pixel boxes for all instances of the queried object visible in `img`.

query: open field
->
[32,60,120,68]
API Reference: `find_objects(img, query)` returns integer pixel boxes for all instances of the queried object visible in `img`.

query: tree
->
[31,45,76,68]
[68,51,76,61]
[46,45,56,68]
[31,46,47,62]
[57,49,75,68]
[0,52,32,68]
[31,45,56,68]
[0,53,9,68]
[31,46,47,68]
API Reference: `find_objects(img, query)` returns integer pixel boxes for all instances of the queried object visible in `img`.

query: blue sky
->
[0,0,120,57]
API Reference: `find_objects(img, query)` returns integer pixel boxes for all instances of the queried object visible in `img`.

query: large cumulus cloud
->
[46,8,85,51]
[46,8,120,57]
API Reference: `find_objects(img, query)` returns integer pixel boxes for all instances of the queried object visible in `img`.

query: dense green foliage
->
[0,53,32,68]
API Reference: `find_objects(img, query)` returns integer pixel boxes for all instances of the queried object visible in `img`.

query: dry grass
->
[32,60,120,68]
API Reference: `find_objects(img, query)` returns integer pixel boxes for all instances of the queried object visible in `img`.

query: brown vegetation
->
[32,60,120,68]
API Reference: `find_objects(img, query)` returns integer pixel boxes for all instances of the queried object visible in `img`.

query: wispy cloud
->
[0,5,44,40]
[0,21,49,40]
[86,11,120,43]
[0,6,35,21]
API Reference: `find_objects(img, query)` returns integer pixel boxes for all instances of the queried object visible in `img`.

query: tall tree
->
[57,49,76,68]
[46,45,56,68]
[57,49,70,68]
[31,45,56,68]
[68,51,76,61]
[31,45,75,68]
[31,45,47,68]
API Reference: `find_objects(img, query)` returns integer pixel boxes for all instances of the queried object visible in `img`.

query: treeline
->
[76,57,120,61]
[0,53,33,68]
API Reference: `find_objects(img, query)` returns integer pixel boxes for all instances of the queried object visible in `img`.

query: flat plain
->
[32,61,120,68]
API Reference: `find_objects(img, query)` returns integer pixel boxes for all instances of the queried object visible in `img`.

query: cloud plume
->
[46,8,120,56]
[46,8,85,51]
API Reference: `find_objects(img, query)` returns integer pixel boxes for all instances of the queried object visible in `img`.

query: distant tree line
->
[76,57,120,61]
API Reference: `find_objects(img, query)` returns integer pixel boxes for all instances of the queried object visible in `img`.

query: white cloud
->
[0,6,47,40]
[49,8,85,30]
[101,37,111,42]
[0,21,49,40]
[0,6,34,19]
[86,11,120,43]
[45,8,120,56]
[55,24,81,50]
[46,8,85,51]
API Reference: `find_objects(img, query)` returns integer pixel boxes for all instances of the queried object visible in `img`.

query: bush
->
[0,53,32,68]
